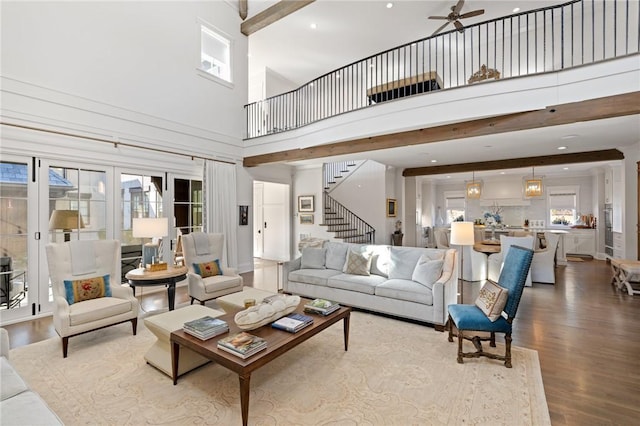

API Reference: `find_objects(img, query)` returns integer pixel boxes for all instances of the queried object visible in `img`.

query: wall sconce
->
[49,210,85,242]
[466,171,482,199]
[524,167,544,198]
[133,217,169,269]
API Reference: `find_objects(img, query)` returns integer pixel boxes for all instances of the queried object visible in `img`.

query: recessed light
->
[557,146,567,150]
[513,7,520,13]
[563,167,569,170]
[430,159,437,163]
[500,171,505,174]
[561,134,578,139]
[446,175,451,178]
[386,2,393,9]
[310,23,317,29]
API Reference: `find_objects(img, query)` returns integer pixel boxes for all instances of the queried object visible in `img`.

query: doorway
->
[253,181,290,263]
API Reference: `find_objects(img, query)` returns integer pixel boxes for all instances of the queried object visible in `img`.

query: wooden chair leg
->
[131,317,138,335]
[457,330,464,364]
[62,336,69,358]
[447,315,454,342]
[504,333,512,368]
[490,331,496,347]
[200,300,205,306]
[190,297,195,305]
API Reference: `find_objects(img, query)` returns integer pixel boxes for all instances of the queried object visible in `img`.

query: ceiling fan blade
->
[432,21,451,36]
[454,20,464,31]
[460,9,485,19]
[428,16,449,20]
[453,0,465,15]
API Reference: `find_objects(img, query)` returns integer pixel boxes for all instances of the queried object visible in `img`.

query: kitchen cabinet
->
[613,232,624,258]
[564,229,596,256]
[604,169,613,204]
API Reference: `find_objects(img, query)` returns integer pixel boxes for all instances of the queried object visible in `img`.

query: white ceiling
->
[244,1,639,181]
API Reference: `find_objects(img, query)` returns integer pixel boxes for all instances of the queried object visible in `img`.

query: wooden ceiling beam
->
[239,0,248,20]
[242,92,640,167]
[241,0,315,36]
[402,149,625,177]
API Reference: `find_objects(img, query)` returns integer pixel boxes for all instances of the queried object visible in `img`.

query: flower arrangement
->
[483,204,503,226]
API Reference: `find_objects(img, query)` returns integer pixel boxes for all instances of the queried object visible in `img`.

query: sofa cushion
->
[0,390,63,425]
[63,274,111,305]
[1,357,29,400]
[203,275,242,293]
[475,281,509,322]
[327,273,385,295]
[375,279,434,305]
[325,241,349,270]
[411,256,444,289]
[388,247,428,280]
[342,250,372,276]
[289,269,342,287]
[301,247,326,269]
[68,296,134,326]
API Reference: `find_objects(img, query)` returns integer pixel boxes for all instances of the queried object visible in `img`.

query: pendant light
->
[466,171,482,199]
[524,167,543,197]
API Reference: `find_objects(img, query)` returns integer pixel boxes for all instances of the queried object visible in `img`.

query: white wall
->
[1,1,254,270]
[292,167,333,257]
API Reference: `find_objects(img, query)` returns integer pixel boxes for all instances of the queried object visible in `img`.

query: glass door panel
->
[0,161,30,316]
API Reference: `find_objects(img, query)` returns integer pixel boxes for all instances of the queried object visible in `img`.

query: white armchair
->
[45,240,139,357]
[531,232,560,283]
[182,232,243,305]
[487,235,534,286]
[434,228,449,248]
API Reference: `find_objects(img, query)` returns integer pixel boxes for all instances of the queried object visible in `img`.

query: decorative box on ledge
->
[145,262,168,272]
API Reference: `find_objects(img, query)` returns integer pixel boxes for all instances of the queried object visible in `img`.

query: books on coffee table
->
[304,298,340,316]
[272,313,314,333]
[183,316,229,340]
[217,331,267,359]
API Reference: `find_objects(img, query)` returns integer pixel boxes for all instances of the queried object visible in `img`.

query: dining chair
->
[531,232,560,283]
[448,245,534,367]
[487,235,534,286]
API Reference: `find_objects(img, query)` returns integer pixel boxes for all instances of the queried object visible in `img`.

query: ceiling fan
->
[429,0,485,36]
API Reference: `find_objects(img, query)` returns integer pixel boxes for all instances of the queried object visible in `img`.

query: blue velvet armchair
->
[447,245,534,368]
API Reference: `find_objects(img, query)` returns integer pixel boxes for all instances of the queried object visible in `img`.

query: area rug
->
[9,312,550,425]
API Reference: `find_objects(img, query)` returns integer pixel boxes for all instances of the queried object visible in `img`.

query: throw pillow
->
[301,247,326,269]
[342,250,372,276]
[411,257,444,289]
[193,259,223,278]
[475,281,509,322]
[63,274,111,305]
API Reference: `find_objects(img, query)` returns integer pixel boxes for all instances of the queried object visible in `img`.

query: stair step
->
[338,234,365,240]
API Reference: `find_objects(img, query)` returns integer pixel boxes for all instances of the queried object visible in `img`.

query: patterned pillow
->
[63,275,111,305]
[342,250,372,276]
[193,259,223,278]
[475,281,509,322]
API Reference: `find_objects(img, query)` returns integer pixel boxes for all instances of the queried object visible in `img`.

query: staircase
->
[320,162,375,244]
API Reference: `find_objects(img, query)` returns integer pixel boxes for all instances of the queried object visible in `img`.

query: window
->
[200,21,232,84]
[174,178,203,236]
[548,186,578,227]
[120,174,163,245]
[444,191,465,224]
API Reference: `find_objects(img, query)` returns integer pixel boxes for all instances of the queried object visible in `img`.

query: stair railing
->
[323,193,375,244]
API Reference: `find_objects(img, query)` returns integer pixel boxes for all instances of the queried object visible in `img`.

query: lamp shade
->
[132,217,168,238]
[450,221,475,246]
[49,210,85,230]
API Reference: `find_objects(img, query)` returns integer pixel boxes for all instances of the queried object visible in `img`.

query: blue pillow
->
[63,274,111,305]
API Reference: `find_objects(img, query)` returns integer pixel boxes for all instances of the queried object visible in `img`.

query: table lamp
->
[450,221,475,303]
[49,210,85,242]
[133,217,169,268]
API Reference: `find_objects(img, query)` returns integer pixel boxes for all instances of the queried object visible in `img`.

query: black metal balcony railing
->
[245,0,639,139]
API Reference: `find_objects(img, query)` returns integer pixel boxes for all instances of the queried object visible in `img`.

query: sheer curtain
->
[203,160,238,269]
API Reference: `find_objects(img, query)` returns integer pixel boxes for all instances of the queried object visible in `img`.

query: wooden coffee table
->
[170,302,351,426]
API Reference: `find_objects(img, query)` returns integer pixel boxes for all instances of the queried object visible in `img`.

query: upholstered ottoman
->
[619,261,640,296]
[144,305,224,377]
[216,286,278,311]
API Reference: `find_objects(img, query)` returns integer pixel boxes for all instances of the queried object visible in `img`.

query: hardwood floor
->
[3,258,639,424]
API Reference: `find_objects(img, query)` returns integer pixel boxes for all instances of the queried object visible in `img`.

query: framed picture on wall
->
[298,195,314,212]
[386,198,397,217]
[239,205,248,226]
[299,213,314,224]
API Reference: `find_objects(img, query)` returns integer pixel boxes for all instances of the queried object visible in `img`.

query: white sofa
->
[283,241,458,329]
[1,329,63,425]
